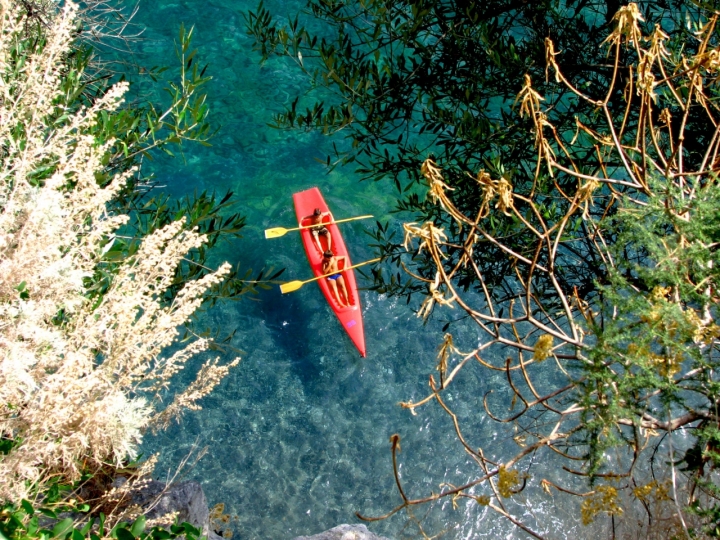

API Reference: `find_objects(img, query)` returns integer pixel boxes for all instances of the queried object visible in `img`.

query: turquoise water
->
[126,1,591,538]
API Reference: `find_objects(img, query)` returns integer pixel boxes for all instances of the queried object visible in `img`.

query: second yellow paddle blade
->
[264,227,287,239]
[280,280,303,294]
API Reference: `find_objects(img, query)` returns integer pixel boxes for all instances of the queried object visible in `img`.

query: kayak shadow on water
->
[255,285,367,397]
[255,288,324,392]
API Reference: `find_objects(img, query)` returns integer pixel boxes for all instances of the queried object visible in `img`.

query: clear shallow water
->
[125,1,594,538]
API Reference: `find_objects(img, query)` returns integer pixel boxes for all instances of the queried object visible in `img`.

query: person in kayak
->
[322,250,349,308]
[303,208,333,253]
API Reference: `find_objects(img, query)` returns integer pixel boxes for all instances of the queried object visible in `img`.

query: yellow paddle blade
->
[280,280,303,294]
[264,227,288,239]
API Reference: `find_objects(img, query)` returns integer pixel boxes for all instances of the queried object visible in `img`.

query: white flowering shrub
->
[0,0,238,500]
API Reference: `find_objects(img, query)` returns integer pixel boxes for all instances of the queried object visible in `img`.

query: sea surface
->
[127,1,590,538]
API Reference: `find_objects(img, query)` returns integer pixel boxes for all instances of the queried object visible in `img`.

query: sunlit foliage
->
[0,0,240,503]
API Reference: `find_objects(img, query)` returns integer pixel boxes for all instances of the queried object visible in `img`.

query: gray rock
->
[133,480,222,540]
[292,524,391,540]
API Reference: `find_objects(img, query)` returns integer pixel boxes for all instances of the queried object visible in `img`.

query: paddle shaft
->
[300,214,373,230]
[269,215,373,236]
[303,257,381,285]
[280,257,381,294]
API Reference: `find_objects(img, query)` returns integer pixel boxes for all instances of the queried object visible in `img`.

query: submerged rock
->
[292,524,390,540]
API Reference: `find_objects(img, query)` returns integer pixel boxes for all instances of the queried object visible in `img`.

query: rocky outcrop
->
[292,524,391,540]
[131,480,222,540]
[129,481,387,540]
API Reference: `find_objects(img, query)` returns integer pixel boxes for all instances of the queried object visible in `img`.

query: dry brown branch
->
[366,3,720,535]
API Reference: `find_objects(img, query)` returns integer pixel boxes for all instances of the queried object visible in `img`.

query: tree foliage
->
[394,6,720,538]
[246,0,690,305]
[250,0,720,536]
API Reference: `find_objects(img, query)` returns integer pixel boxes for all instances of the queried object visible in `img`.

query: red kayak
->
[293,187,366,357]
